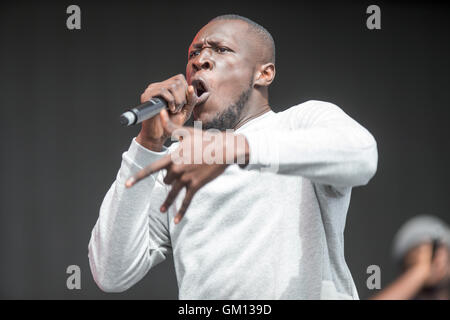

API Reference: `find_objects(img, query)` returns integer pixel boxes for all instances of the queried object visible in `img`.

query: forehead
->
[189,20,250,49]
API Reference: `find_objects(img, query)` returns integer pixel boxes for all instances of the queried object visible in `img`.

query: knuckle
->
[161,90,174,102]
[166,192,175,202]
[190,180,199,189]
[163,175,170,184]
[159,87,168,94]
[180,175,190,184]
[189,176,199,187]
[164,191,173,201]
[171,164,182,175]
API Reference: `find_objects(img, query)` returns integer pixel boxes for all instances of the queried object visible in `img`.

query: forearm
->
[89,179,155,292]
[370,266,429,300]
[136,131,167,152]
[241,121,378,187]
[88,139,170,292]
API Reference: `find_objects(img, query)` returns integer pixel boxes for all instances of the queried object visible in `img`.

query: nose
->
[192,50,213,72]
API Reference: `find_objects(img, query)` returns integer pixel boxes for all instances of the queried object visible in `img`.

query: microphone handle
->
[120,97,168,126]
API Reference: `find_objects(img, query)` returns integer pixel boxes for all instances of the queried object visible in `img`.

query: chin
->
[193,111,208,124]
[194,112,219,131]
[194,99,222,123]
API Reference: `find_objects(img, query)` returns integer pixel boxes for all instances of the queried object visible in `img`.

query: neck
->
[233,89,272,130]
[233,104,271,130]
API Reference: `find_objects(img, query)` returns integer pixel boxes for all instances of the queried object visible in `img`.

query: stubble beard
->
[201,83,253,132]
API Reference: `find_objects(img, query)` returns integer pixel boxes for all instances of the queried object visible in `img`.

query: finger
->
[160,180,185,213]
[177,85,198,124]
[157,88,177,113]
[125,155,172,187]
[163,165,182,185]
[160,109,181,134]
[141,84,159,103]
[160,109,194,142]
[168,80,187,112]
[174,187,196,224]
[184,85,198,114]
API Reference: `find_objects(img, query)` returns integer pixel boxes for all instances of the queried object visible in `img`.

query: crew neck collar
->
[234,110,275,133]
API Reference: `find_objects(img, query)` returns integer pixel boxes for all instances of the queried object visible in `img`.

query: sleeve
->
[240,100,378,188]
[88,138,172,292]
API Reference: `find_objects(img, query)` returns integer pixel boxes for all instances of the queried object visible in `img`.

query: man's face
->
[186,20,256,126]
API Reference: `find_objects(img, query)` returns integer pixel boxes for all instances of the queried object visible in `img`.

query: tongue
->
[196,92,210,105]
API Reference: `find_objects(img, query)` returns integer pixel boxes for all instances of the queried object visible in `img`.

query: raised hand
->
[126,109,249,224]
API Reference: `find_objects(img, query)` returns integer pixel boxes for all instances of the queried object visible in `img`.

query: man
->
[371,215,450,300]
[88,14,378,299]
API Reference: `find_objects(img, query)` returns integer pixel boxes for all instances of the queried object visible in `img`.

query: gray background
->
[0,0,449,299]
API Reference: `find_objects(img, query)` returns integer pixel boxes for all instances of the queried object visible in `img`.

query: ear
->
[253,63,276,87]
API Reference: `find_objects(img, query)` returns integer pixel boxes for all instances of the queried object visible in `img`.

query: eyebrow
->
[190,39,233,50]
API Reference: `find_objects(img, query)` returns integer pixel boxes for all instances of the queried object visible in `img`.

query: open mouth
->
[192,79,208,96]
[195,81,207,96]
[191,79,210,105]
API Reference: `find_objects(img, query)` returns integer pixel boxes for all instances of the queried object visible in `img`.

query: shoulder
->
[275,100,346,128]
[281,100,344,115]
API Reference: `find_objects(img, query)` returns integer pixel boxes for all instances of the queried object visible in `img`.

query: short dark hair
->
[209,14,276,64]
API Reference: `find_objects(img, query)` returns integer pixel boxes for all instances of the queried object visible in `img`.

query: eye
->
[216,47,229,53]
[189,50,200,59]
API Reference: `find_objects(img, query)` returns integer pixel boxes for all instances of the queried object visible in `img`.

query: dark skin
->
[128,20,276,224]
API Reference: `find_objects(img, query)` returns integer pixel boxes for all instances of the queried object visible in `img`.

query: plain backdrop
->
[0,0,449,299]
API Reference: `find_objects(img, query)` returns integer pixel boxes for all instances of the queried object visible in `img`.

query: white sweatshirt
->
[88,100,378,299]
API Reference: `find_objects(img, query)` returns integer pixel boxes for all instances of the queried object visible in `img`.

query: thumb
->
[185,85,198,110]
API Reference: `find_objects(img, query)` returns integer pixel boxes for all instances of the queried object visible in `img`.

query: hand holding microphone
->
[124,74,199,152]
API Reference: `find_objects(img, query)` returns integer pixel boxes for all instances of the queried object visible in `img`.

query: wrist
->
[409,263,431,283]
[136,132,167,152]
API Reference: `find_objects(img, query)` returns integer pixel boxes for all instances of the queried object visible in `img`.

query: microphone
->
[119,97,168,126]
